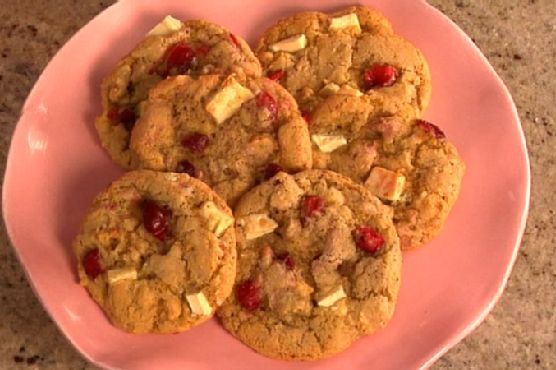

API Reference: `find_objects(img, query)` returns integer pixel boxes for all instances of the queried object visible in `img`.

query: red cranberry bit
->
[119,109,137,131]
[416,119,446,139]
[256,91,278,122]
[161,42,196,75]
[176,160,197,177]
[363,64,398,89]
[107,107,120,122]
[301,110,311,124]
[278,253,295,270]
[301,195,325,220]
[355,226,385,254]
[195,44,211,57]
[236,280,261,310]
[264,163,283,180]
[83,248,104,279]
[182,132,210,153]
[229,33,241,48]
[267,70,285,81]
[108,107,136,130]
[142,199,171,241]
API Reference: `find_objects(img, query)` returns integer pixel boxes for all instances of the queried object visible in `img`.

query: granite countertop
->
[0,1,554,368]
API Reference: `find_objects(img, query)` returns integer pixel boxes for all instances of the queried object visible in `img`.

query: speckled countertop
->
[0,1,554,369]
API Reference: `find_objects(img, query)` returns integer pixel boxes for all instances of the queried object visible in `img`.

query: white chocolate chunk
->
[317,285,347,307]
[201,201,234,236]
[312,135,348,153]
[324,187,345,206]
[365,167,406,201]
[319,83,340,97]
[147,15,182,36]
[240,213,279,240]
[270,34,307,53]
[337,85,363,97]
[205,76,254,124]
[107,267,137,284]
[186,292,213,316]
[329,14,361,33]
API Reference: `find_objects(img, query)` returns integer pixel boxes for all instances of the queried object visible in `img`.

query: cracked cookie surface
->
[217,170,401,360]
[73,170,236,333]
[310,95,465,249]
[96,18,262,168]
[130,74,312,207]
[255,6,431,116]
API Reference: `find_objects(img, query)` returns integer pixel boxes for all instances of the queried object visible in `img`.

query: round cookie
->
[256,6,431,116]
[218,170,402,360]
[130,74,313,206]
[309,94,465,250]
[73,170,236,333]
[97,17,262,168]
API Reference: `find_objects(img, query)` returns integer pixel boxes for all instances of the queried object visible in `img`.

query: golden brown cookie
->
[73,170,236,333]
[309,94,465,250]
[130,74,313,206]
[218,170,401,360]
[96,16,262,168]
[256,6,431,117]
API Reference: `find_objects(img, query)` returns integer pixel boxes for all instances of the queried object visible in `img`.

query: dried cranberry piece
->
[355,226,385,254]
[277,253,295,270]
[264,163,283,180]
[236,279,261,310]
[301,195,325,221]
[176,160,197,177]
[195,44,211,57]
[301,111,311,124]
[119,109,137,131]
[267,70,285,81]
[160,42,196,76]
[142,199,171,241]
[83,248,104,279]
[107,107,120,122]
[363,64,398,89]
[182,132,210,153]
[107,107,136,131]
[229,33,241,48]
[256,91,278,123]
[416,119,446,139]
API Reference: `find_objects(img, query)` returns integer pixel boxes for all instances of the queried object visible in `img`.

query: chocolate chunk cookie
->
[218,170,401,360]
[130,74,313,206]
[256,6,431,116]
[96,16,262,168]
[309,94,465,250]
[73,170,236,333]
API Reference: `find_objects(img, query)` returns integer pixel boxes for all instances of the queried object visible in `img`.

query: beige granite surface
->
[0,0,554,369]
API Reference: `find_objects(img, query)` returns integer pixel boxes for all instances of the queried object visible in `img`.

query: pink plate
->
[2,0,530,369]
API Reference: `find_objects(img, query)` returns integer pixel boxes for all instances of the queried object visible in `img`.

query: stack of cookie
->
[73,6,465,360]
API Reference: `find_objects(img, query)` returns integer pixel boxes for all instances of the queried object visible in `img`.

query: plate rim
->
[417,1,531,367]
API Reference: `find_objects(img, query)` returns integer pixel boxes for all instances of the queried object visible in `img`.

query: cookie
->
[73,170,236,333]
[130,74,313,206]
[96,16,262,168]
[309,94,465,250]
[255,6,431,116]
[217,170,401,360]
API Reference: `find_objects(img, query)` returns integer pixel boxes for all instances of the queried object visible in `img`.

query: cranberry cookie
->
[96,16,262,168]
[309,94,465,250]
[73,170,236,333]
[130,74,313,206]
[218,170,401,360]
[256,6,431,116]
